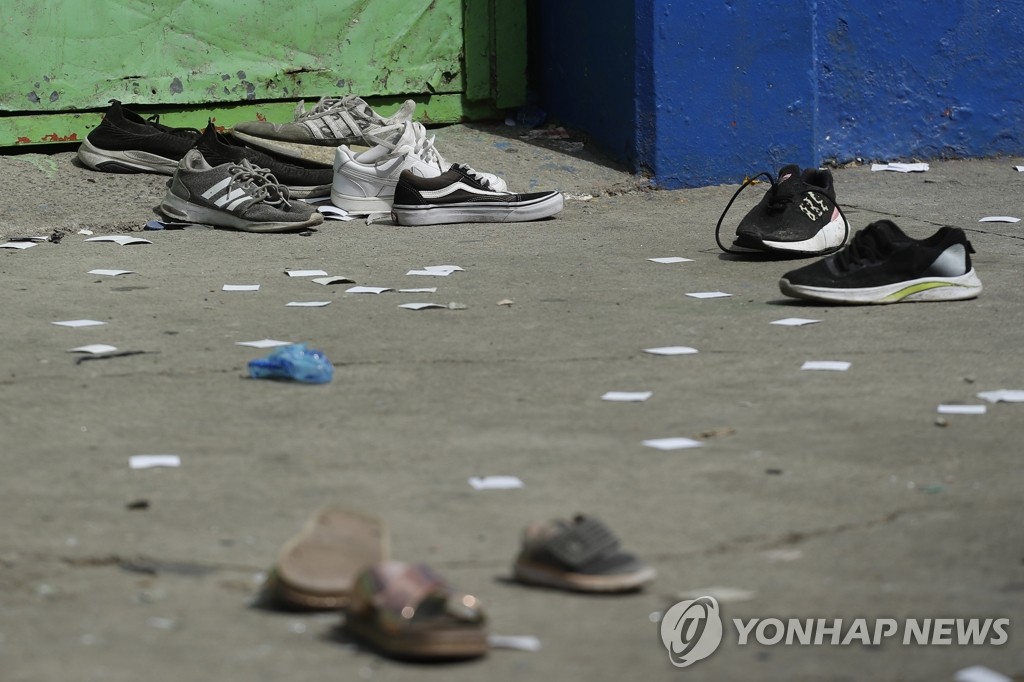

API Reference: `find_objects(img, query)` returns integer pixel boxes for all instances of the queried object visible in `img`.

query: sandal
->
[262,506,389,610]
[344,561,488,660]
[512,514,656,592]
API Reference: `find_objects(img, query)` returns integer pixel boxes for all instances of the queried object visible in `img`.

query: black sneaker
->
[779,220,983,304]
[194,122,332,199]
[391,164,563,226]
[77,100,201,175]
[715,165,850,256]
[158,150,324,233]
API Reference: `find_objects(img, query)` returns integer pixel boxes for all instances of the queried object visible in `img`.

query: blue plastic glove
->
[248,344,334,384]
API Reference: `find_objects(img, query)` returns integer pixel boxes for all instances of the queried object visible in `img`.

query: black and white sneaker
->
[158,150,324,233]
[77,100,201,174]
[391,164,563,226]
[715,165,850,256]
[779,220,983,304]
[194,122,332,199]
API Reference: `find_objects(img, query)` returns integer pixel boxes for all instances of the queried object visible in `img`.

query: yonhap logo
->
[659,596,724,667]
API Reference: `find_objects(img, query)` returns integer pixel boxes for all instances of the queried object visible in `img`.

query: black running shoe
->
[715,165,850,256]
[77,100,201,174]
[779,220,983,304]
[391,164,563,226]
[194,122,332,199]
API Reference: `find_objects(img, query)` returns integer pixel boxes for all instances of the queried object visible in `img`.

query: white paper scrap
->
[236,339,292,349]
[488,635,541,652]
[425,265,463,272]
[0,241,37,249]
[399,302,446,310]
[675,586,756,604]
[642,437,703,451]
[800,360,850,371]
[647,256,693,264]
[68,344,118,354]
[978,216,1020,223]
[285,269,329,277]
[643,346,698,356]
[53,319,105,328]
[317,205,355,220]
[771,317,820,327]
[468,476,524,490]
[976,389,1024,403]
[77,229,94,235]
[686,291,731,299]
[129,455,181,470]
[1015,166,1024,172]
[601,391,653,402]
[346,286,392,294]
[286,301,332,307]
[311,276,355,285]
[937,404,986,415]
[88,269,133,276]
[398,287,438,293]
[85,235,153,245]
[954,665,1012,682]
[223,284,260,292]
[870,162,929,173]
[406,267,462,277]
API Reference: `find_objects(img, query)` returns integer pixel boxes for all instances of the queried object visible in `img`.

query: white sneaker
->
[330,120,506,214]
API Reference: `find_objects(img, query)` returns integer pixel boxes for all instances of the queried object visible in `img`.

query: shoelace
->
[830,224,895,272]
[296,95,380,123]
[227,159,292,209]
[455,164,510,193]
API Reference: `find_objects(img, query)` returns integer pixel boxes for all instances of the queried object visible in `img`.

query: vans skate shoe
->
[77,100,200,175]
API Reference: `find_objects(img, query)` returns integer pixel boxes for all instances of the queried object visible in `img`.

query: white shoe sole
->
[329,189,393,215]
[760,213,849,254]
[779,268,983,304]
[158,193,324,233]
[392,193,564,226]
[77,139,178,175]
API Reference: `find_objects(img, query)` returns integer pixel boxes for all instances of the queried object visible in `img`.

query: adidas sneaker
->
[392,164,563,225]
[158,150,324,233]
[77,100,200,175]
[779,220,983,304]
[715,165,850,256]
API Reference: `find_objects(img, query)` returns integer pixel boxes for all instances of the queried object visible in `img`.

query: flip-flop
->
[344,561,488,660]
[262,506,389,610]
[512,514,656,593]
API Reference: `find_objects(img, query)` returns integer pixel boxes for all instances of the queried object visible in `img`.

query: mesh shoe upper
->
[84,100,200,156]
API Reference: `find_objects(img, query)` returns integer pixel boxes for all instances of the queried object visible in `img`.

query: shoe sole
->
[739,213,849,255]
[231,130,361,167]
[329,189,394,215]
[392,193,564,226]
[513,559,656,593]
[77,139,178,175]
[158,193,324,233]
[779,269,983,304]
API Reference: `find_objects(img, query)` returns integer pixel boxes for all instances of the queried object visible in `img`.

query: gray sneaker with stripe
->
[158,149,324,233]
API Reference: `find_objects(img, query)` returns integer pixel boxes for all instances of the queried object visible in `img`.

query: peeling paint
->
[27,92,39,103]
[40,132,78,142]
[169,77,183,94]
[48,91,59,102]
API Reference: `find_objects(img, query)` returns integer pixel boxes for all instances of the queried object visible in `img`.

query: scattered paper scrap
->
[85,235,153,245]
[496,298,515,306]
[447,302,468,310]
[488,635,541,652]
[978,216,1020,223]
[800,360,850,371]
[771,317,820,327]
[1016,166,1024,172]
[77,229,94,235]
[686,291,731,299]
[399,302,446,310]
[236,339,293,349]
[285,269,329,277]
[223,284,260,292]
[68,344,118,354]
[675,586,756,604]
[0,241,37,250]
[954,666,1012,682]
[469,476,524,490]
[317,205,354,221]
[286,301,332,307]
[399,287,438,293]
[976,389,1024,403]
[643,346,698,356]
[642,437,703,451]
[311,276,355,285]
[88,269,133,277]
[870,162,929,173]
[407,268,459,277]
[346,286,392,294]
[426,265,463,272]
[937,404,986,415]
[129,455,181,470]
[53,319,105,328]
[647,256,693,264]
[602,391,653,402]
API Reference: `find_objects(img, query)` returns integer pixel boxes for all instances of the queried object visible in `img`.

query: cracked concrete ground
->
[1,125,1022,682]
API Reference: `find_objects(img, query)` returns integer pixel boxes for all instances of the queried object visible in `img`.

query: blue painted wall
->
[535,1,1024,189]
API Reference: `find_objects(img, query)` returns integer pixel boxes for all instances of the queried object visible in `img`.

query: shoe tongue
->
[777,164,801,184]
[866,220,907,244]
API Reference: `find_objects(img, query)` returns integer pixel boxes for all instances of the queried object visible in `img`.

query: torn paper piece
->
[77,229,94,235]
[311,276,355,285]
[406,266,463,276]
[129,455,181,469]
[399,287,438,293]
[976,389,1024,403]
[675,586,756,604]
[601,391,653,402]
[870,162,929,173]
[317,205,355,220]
[954,666,1013,682]
[469,476,524,490]
[497,298,514,306]
[399,302,446,310]
[647,256,693,264]
[346,286,392,294]
[488,635,541,652]
[85,235,153,245]
[937,404,986,415]
[644,346,698,356]
[285,269,329,277]
[68,344,118,354]
[978,216,1020,223]
[686,291,732,299]
[771,317,820,326]
[642,437,703,451]
[286,301,332,307]
[88,269,133,277]
[236,339,293,349]
[1015,166,1024,172]
[223,284,260,292]
[0,241,37,249]
[53,319,105,328]
[800,360,850,371]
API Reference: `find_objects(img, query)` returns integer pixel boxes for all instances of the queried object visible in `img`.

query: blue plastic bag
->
[248,344,333,384]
